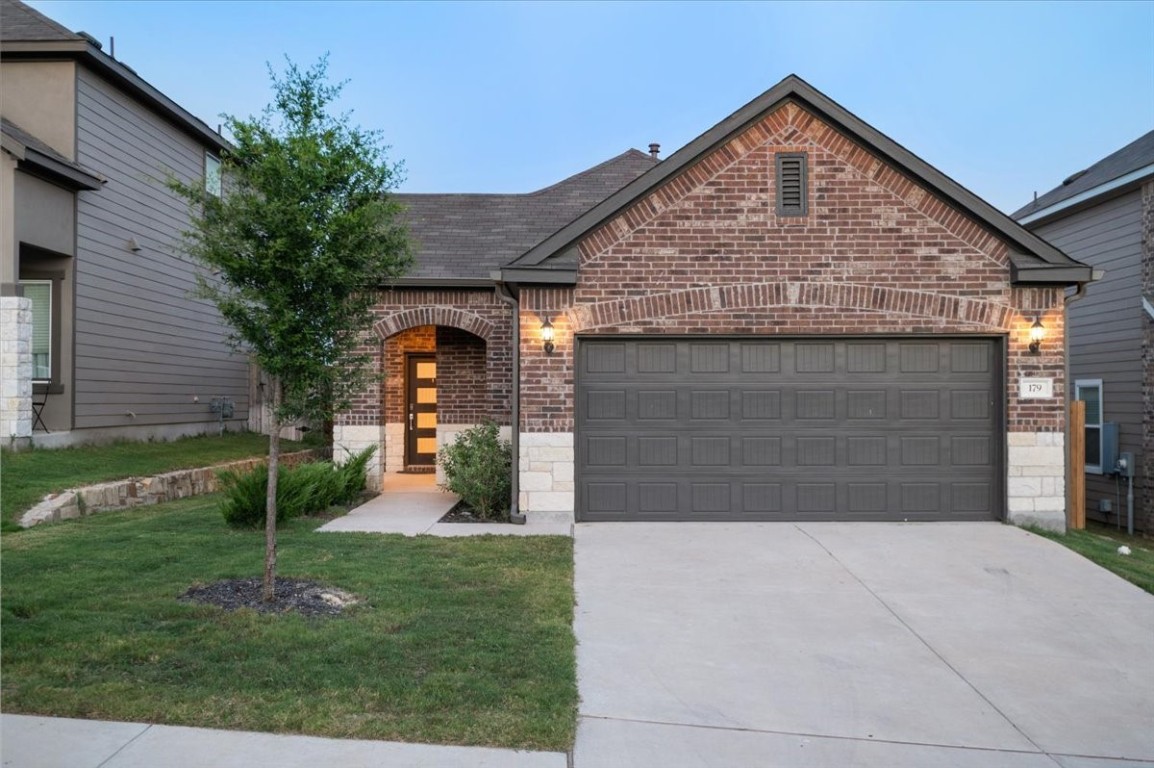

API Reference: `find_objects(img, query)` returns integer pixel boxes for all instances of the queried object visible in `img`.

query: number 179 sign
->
[1019,378,1053,399]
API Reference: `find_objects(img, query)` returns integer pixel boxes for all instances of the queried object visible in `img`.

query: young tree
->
[171,57,409,601]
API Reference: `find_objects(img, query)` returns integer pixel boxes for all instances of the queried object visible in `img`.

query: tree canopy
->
[170,56,409,600]
[172,56,410,425]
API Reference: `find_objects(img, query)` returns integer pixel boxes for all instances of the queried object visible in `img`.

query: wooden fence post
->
[1068,399,1086,530]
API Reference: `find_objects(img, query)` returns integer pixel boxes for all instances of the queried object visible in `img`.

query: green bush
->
[437,421,511,520]
[218,446,375,528]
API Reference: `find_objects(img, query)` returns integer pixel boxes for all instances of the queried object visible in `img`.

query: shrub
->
[438,421,511,520]
[218,446,375,528]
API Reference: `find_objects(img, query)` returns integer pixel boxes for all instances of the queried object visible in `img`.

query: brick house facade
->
[337,76,1090,531]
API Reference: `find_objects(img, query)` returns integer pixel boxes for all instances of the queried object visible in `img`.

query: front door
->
[406,354,437,468]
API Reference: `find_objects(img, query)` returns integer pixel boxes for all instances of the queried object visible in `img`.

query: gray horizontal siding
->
[1032,190,1144,525]
[74,67,249,430]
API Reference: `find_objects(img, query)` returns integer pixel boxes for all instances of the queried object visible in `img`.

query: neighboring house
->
[1013,131,1154,533]
[0,0,251,446]
[336,74,1091,531]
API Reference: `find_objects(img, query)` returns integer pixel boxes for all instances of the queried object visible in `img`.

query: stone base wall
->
[1,296,32,440]
[20,450,318,527]
[519,431,574,524]
[383,422,405,474]
[1007,431,1066,532]
[333,424,384,491]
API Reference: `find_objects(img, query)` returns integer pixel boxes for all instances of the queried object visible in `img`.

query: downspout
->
[495,281,526,524]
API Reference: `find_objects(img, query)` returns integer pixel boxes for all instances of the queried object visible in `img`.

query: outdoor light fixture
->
[541,317,555,354]
[1028,316,1045,354]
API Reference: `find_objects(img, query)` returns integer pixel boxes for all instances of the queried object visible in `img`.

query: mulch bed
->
[180,578,359,617]
[438,499,507,524]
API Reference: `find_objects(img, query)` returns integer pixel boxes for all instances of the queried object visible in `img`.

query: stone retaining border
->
[19,450,320,528]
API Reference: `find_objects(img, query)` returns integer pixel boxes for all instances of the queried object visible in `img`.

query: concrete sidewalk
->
[0,714,567,768]
[318,472,571,536]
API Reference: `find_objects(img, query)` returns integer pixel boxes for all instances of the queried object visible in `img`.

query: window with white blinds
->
[22,280,51,381]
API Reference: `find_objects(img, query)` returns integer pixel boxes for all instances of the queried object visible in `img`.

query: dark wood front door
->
[406,354,437,467]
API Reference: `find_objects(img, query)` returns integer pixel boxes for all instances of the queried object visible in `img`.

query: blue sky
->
[30,0,1154,213]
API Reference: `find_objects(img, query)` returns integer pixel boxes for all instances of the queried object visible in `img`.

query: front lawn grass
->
[0,432,305,530]
[1,497,577,750]
[1033,523,1154,595]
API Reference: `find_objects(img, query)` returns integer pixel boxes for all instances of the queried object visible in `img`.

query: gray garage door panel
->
[576,338,1002,522]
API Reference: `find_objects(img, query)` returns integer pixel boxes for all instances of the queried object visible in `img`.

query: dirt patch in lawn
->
[180,578,359,616]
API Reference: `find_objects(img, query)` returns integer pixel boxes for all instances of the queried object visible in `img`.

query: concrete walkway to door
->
[317,473,571,536]
[573,522,1154,768]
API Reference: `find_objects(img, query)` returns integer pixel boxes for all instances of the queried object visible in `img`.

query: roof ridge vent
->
[76,31,103,50]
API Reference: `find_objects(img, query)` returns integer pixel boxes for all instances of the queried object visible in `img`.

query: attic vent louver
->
[775,152,808,216]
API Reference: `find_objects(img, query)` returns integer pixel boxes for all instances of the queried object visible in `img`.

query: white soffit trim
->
[1143,295,1154,321]
[1018,163,1154,225]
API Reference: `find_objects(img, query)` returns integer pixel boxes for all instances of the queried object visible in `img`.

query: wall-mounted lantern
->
[541,317,555,354]
[1028,317,1045,355]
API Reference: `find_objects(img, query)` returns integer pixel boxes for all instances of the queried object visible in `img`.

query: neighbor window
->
[21,280,52,382]
[1075,379,1103,473]
[775,152,808,216]
[205,152,222,198]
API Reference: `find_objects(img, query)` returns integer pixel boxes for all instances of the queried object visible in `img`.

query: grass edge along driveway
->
[0,496,577,751]
[1032,523,1154,595]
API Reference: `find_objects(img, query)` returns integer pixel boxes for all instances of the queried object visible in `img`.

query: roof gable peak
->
[504,74,1088,285]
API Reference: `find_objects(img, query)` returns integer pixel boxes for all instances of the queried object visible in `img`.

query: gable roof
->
[503,74,1090,286]
[394,150,656,283]
[0,0,80,41]
[1012,130,1154,225]
[1,0,227,152]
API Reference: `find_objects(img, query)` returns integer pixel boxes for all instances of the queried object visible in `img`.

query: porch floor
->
[317,473,571,537]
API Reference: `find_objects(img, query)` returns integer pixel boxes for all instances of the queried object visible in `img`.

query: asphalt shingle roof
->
[0,0,82,41]
[3,117,72,162]
[1012,130,1154,220]
[394,149,657,280]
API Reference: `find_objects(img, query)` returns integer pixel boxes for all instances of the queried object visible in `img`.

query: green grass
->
[1033,523,1154,595]
[0,497,577,750]
[0,432,305,531]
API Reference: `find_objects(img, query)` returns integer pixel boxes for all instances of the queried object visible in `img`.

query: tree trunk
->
[263,378,282,602]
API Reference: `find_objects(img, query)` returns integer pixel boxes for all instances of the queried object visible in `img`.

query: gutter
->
[494,281,525,524]
[1143,295,1154,322]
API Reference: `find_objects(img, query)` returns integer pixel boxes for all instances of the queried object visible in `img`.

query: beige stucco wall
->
[0,60,77,159]
[14,171,75,256]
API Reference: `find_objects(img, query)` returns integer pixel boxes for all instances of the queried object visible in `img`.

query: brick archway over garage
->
[373,307,496,342]
[567,280,1025,333]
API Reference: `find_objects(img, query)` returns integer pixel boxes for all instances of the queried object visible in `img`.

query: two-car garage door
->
[575,338,1002,522]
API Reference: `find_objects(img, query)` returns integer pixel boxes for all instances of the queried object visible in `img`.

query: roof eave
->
[1,131,104,190]
[1010,263,1094,285]
[1016,163,1154,227]
[2,40,229,152]
[379,277,495,289]
[499,267,578,285]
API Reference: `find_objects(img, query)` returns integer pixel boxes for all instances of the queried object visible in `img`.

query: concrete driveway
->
[573,523,1154,767]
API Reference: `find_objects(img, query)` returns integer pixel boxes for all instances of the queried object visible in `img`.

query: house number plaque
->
[1019,378,1053,399]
